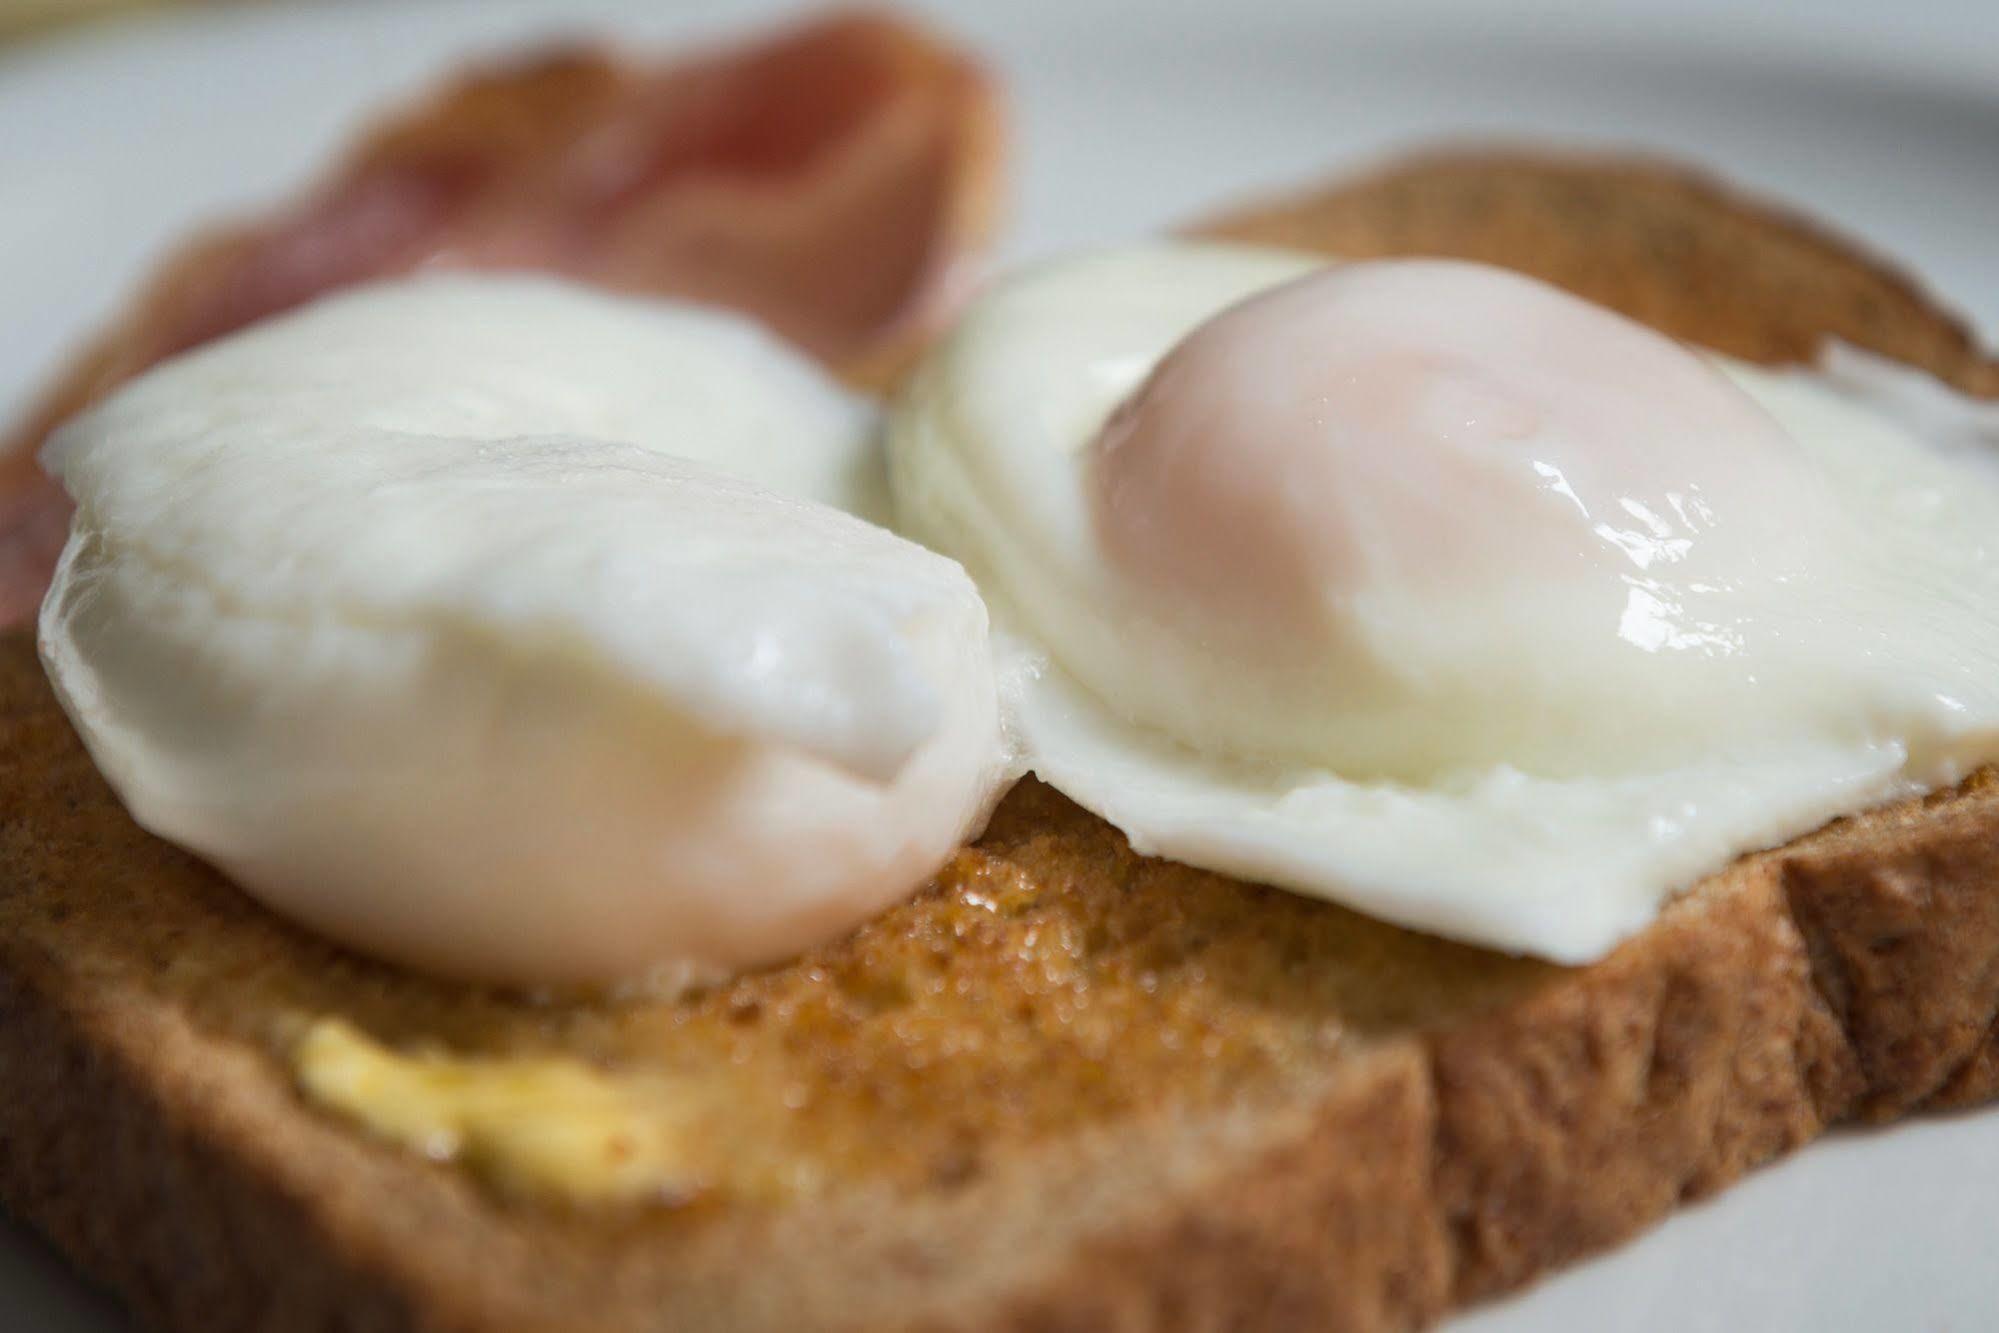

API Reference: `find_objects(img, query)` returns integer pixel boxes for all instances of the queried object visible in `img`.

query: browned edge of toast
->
[2,148,1998,1333]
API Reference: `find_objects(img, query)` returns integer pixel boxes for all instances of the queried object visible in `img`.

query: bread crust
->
[4,152,1999,1332]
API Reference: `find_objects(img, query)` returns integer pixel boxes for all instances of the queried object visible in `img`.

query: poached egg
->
[887,243,1999,962]
[40,275,1014,990]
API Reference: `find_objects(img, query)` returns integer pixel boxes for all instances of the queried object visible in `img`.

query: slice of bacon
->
[0,9,1001,628]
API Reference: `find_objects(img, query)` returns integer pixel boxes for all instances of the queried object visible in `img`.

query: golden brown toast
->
[5,152,1999,1332]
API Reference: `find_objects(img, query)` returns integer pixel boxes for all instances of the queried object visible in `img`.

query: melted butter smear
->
[294,1018,743,1204]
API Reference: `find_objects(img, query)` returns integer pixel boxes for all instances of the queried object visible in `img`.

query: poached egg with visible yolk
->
[887,243,1999,962]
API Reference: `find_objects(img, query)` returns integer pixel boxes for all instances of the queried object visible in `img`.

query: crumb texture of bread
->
[5,153,1999,1332]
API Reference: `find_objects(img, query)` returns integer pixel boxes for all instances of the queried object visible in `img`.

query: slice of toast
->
[4,153,1999,1332]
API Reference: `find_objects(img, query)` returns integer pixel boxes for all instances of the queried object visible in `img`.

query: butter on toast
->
[4,154,1999,1331]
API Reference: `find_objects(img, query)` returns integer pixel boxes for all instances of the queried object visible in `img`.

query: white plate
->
[3,1,1997,1328]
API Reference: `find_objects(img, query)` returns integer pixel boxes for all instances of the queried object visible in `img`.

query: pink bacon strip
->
[0,10,1001,628]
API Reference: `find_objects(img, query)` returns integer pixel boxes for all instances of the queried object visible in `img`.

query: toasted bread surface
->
[4,153,1999,1332]
[1194,149,1999,397]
